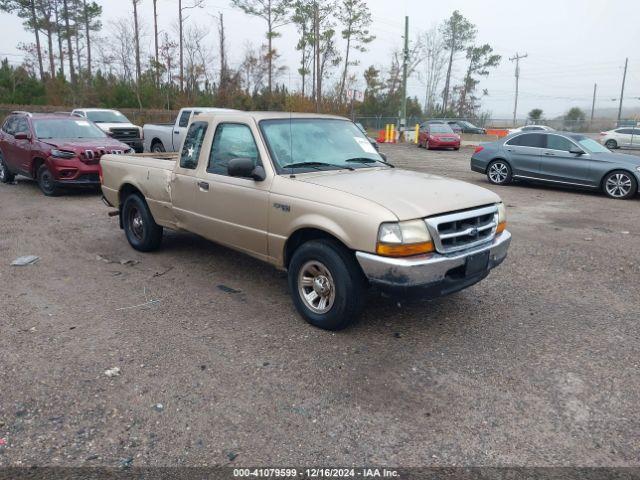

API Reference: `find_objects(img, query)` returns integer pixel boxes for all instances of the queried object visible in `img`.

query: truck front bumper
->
[356,230,511,299]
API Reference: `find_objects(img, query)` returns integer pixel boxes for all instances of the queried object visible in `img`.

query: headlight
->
[376,219,434,257]
[496,202,507,234]
[125,148,135,154]
[50,149,76,159]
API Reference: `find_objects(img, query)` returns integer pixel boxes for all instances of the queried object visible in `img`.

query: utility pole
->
[400,15,409,140]
[617,58,628,124]
[314,2,320,112]
[509,52,527,127]
[590,83,597,127]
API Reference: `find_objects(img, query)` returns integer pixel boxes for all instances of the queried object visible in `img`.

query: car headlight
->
[496,202,507,234]
[376,219,434,257]
[50,149,76,159]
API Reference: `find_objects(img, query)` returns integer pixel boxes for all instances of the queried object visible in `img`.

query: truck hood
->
[93,122,140,132]
[297,168,501,220]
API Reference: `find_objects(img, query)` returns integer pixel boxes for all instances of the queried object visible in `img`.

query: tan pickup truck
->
[100,112,511,330]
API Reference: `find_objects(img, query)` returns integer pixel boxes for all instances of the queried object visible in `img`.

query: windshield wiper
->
[284,161,354,171]
[345,157,395,168]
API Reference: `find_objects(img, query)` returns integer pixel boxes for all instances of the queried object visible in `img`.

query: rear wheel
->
[604,139,618,149]
[602,170,637,200]
[37,164,60,196]
[122,194,163,251]
[151,141,165,153]
[487,159,513,185]
[0,152,16,183]
[288,239,367,331]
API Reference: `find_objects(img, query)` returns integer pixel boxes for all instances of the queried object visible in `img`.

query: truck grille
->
[425,205,498,254]
[109,127,140,141]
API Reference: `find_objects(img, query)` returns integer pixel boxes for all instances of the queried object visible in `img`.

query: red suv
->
[418,122,461,150]
[0,112,131,196]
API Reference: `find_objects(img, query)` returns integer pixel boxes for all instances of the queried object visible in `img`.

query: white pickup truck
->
[72,108,144,153]
[142,107,237,153]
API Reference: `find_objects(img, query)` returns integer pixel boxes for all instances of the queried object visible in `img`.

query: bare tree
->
[110,17,134,82]
[132,0,141,81]
[178,0,206,92]
[0,0,46,79]
[231,0,292,93]
[152,0,159,85]
[418,26,446,113]
[239,42,267,94]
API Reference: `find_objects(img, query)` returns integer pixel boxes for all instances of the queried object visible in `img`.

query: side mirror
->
[228,157,266,181]
[14,132,30,140]
[569,147,585,155]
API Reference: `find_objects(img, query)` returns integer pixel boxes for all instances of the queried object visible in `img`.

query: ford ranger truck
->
[101,112,511,330]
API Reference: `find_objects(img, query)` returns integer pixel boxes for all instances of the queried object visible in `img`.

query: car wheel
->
[151,141,165,153]
[454,147,460,151]
[604,139,618,149]
[0,152,16,184]
[122,194,163,251]
[487,159,513,185]
[288,239,367,331]
[602,170,637,200]
[37,165,60,196]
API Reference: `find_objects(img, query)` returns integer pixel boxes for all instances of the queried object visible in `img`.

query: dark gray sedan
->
[470,131,640,199]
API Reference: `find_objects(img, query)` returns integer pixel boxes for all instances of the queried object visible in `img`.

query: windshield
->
[578,137,610,153]
[85,110,130,123]
[430,124,454,133]
[33,119,108,139]
[260,118,385,172]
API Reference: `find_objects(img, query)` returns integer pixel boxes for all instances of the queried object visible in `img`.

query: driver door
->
[189,121,271,259]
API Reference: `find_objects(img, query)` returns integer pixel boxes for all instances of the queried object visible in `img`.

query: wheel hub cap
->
[489,163,508,183]
[606,174,631,197]
[298,261,335,314]
[130,209,144,239]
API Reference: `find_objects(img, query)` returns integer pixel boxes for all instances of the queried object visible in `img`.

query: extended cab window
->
[506,133,545,148]
[207,123,260,176]
[546,135,575,152]
[178,110,191,128]
[179,121,208,169]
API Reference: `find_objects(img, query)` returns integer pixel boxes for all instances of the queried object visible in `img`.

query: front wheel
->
[122,194,163,251]
[288,239,367,330]
[487,159,513,185]
[37,164,60,196]
[602,170,637,200]
[0,152,16,183]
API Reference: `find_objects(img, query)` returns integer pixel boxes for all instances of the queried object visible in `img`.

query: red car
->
[418,123,461,150]
[0,112,131,196]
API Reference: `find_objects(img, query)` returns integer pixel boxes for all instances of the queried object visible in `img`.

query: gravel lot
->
[0,144,639,468]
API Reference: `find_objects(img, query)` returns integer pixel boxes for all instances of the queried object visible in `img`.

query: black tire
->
[37,164,60,196]
[453,147,460,151]
[605,139,618,149]
[0,152,16,183]
[486,159,513,185]
[602,170,637,200]
[122,194,163,251]
[288,239,367,331]
[151,141,165,153]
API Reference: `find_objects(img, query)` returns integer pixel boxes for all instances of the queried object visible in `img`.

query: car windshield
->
[578,137,610,153]
[33,119,108,139]
[85,110,130,123]
[430,124,454,133]
[260,118,385,172]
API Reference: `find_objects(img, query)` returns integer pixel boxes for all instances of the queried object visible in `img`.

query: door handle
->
[197,181,209,191]
[544,152,555,156]
[174,130,180,134]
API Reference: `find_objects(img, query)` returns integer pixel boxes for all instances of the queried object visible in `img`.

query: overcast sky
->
[1,0,639,119]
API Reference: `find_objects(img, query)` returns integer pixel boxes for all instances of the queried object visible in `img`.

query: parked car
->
[599,127,640,150]
[355,122,379,151]
[508,125,554,134]
[101,111,511,330]
[447,120,486,135]
[418,122,461,150]
[72,108,144,153]
[0,111,131,196]
[470,131,640,199]
[425,119,462,134]
[143,107,238,153]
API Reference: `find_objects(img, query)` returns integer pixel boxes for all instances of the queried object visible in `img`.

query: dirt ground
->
[0,144,639,468]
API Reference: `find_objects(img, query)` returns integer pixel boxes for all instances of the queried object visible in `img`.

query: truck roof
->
[195,111,348,122]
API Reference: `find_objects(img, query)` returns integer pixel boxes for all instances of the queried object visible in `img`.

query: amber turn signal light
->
[376,241,435,257]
